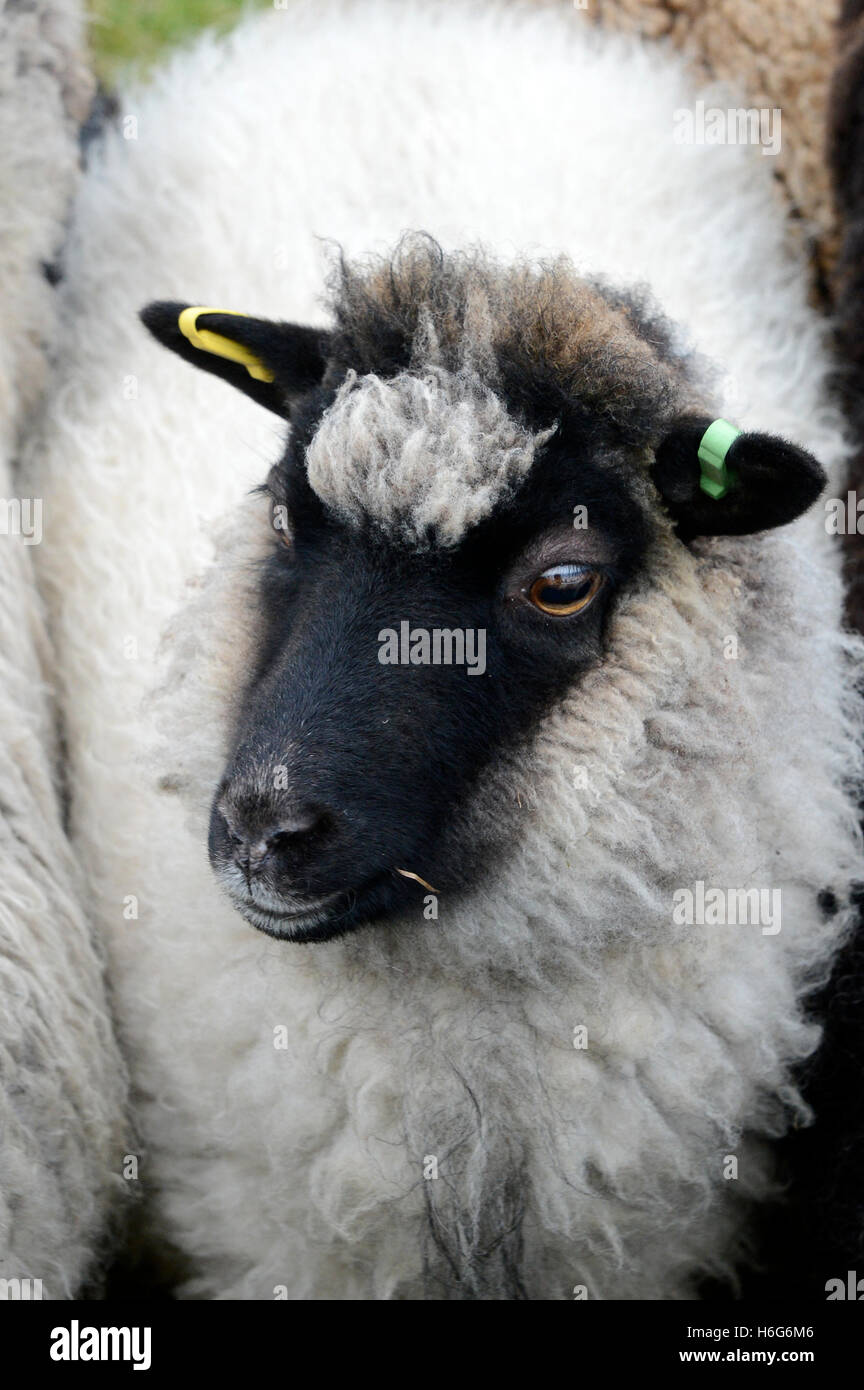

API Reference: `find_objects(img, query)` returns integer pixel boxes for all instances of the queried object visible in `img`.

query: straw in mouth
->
[395,868,440,894]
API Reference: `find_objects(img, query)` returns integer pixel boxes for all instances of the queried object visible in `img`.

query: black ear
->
[139,302,330,418]
[651,415,827,539]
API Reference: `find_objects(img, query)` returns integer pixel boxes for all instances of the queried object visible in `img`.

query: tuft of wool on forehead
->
[306,363,551,548]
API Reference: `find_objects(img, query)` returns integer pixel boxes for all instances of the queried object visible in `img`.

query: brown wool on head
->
[327,239,704,424]
[307,240,706,547]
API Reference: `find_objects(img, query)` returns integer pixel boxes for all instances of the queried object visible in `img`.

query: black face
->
[207,411,651,941]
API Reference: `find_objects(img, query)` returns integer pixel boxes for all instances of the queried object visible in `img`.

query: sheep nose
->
[223,805,327,873]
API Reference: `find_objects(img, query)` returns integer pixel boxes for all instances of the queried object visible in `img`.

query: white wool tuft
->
[25,0,864,1298]
[306,366,550,546]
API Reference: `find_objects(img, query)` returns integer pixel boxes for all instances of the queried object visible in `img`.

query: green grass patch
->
[87,0,272,83]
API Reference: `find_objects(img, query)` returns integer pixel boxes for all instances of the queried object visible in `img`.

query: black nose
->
[220,803,328,874]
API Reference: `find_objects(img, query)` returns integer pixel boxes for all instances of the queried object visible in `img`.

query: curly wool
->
[306,365,551,547]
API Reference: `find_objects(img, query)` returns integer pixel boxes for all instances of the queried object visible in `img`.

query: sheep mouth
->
[225,893,342,940]
[224,870,414,942]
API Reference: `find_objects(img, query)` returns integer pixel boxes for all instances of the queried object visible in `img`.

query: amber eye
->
[527,565,603,616]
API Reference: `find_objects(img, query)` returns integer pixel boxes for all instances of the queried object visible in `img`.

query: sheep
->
[26,0,863,1298]
[0,0,128,1298]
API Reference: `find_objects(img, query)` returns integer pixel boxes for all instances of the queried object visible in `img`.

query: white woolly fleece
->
[26,0,863,1298]
[0,0,127,1298]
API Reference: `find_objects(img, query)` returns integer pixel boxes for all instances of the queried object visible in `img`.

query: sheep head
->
[140,239,825,941]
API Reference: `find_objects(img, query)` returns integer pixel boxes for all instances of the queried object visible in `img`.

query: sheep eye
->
[527,565,603,616]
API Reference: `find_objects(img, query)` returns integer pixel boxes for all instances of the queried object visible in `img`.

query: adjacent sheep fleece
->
[573,0,842,289]
[26,0,863,1298]
[0,0,128,1297]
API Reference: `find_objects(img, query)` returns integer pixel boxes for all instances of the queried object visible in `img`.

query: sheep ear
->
[139,302,330,418]
[651,416,826,538]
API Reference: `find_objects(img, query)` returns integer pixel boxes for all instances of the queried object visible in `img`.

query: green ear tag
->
[698,419,741,500]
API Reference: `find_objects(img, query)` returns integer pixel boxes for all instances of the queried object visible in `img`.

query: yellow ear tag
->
[177,306,275,383]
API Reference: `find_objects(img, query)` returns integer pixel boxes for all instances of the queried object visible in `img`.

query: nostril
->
[216,799,330,876]
[264,804,328,850]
